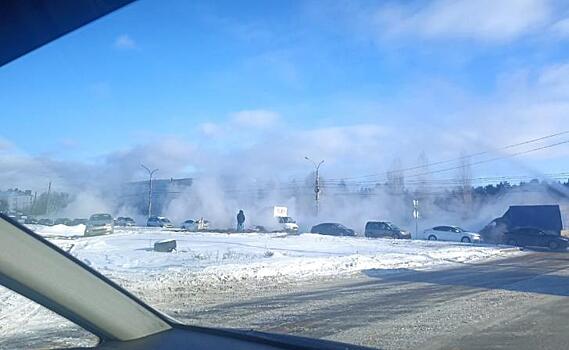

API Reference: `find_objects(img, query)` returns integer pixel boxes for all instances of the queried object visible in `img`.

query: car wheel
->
[461,237,471,243]
[391,234,399,239]
[507,238,517,246]
[428,235,437,241]
[549,241,560,251]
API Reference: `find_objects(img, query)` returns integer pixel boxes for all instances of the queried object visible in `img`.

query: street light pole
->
[305,156,324,216]
[141,164,159,219]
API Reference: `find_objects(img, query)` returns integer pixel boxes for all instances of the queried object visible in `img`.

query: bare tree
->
[415,151,430,196]
[386,158,405,195]
[457,151,473,218]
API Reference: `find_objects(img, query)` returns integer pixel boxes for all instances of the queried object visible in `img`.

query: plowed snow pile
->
[32,227,521,284]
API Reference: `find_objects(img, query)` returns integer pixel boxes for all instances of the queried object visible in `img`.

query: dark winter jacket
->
[237,211,245,224]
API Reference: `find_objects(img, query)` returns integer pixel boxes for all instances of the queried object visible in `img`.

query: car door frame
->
[432,226,447,241]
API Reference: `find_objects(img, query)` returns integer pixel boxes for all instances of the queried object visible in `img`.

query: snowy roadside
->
[29,225,523,287]
[0,225,523,348]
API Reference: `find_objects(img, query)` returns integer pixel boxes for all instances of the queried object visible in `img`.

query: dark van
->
[364,221,411,239]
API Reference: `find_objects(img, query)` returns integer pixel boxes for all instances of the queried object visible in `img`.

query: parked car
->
[364,221,411,239]
[147,216,174,228]
[38,218,54,226]
[310,223,355,236]
[196,217,210,231]
[277,216,299,233]
[115,216,136,227]
[54,217,73,226]
[180,217,209,231]
[84,213,114,236]
[180,219,198,231]
[503,227,569,251]
[24,217,38,224]
[421,226,481,243]
[71,218,88,226]
[481,205,563,243]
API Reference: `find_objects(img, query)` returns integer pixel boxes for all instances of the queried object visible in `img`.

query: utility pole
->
[32,191,37,214]
[305,156,324,216]
[413,199,419,238]
[141,164,159,219]
[45,181,52,216]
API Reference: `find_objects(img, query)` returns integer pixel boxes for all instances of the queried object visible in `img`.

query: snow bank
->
[36,227,521,284]
[26,224,86,237]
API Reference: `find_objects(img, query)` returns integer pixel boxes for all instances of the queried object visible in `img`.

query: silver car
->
[84,213,114,236]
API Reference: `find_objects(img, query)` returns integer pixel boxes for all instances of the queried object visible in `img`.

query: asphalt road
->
[176,250,569,350]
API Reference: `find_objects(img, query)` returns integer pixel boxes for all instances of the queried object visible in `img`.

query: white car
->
[421,225,481,243]
[84,213,114,236]
[180,219,197,231]
[146,216,174,228]
[277,216,299,233]
[181,218,209,231]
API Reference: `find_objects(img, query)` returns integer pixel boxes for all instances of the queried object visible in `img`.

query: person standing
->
[236,209,245,231]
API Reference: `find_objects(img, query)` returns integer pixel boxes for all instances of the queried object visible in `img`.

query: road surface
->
[170,250,569,350]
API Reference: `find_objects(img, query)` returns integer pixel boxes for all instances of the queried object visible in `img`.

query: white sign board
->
[273,206,288,217]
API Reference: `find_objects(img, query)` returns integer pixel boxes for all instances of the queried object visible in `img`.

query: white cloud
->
[114,34,137,50]
[370,0,551,42]
[199,122,223,137]
[536,63,569,98]
[230,109,281,128]
[0,138,14,152]
[550,17,569,37]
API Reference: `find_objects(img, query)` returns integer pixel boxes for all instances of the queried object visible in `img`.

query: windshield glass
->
[3,1,569,349]
[279,217,295,223]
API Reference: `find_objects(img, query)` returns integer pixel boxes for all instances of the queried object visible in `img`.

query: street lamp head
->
[304,156,310,160]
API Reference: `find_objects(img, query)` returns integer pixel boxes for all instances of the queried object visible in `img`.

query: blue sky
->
[1,0,569,190]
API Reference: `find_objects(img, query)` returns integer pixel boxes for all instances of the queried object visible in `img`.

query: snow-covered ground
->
[1,225,522,348]
[28,225,521,284]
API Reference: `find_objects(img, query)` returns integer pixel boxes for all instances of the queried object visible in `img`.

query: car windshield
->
[3,1,569,349]
[280,217,295,223]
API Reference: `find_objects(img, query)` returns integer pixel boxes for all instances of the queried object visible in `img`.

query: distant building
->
[0,188,34,212]
[118,178,193,215]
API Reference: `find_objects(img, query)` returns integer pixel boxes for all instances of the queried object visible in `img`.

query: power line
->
[321,139,569,185]
[322,172,569,187]
[404,139,569,179]
[326,130,569,182]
